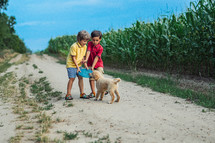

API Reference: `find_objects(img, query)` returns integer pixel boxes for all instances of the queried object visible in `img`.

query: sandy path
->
[0,101,17,143]
[2,54,215,143]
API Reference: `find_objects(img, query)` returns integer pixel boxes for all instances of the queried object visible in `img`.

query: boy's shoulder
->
[71,42,78,47]
[88,41,93,46]
[70,42,81,49]
[97,43,103,49]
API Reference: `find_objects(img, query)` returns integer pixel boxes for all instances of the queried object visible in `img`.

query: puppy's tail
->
[113,78,121,84]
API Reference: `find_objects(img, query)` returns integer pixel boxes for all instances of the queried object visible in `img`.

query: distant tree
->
[0,0,8,11]
[0,0,28,53]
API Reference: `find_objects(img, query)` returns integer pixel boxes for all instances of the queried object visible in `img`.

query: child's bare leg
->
[89,80,96,94]
[78,76,84,94]
[67,78,75,95]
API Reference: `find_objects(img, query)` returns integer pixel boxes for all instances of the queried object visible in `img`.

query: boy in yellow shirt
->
[65,30,90,100]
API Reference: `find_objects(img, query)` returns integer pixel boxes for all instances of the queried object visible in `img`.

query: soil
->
[0,54,215,143]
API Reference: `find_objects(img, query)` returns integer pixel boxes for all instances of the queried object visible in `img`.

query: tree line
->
[0,0,28,53]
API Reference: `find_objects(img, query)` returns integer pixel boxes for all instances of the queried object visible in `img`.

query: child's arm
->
[72,56,81,73]
[82,51,90,63]
[92,47,103,70]
[84,61,88,70]
[91,56,99,70]
[83,42,91,63]
[82,56,89,70]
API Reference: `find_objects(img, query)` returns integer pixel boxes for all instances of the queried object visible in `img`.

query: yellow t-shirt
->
[66,42,87,68]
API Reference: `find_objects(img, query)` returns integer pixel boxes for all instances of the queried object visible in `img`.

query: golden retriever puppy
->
[89,70,121,104]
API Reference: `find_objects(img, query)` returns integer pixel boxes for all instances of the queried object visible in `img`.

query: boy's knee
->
[69,78,75,81]
[78,76,83,80]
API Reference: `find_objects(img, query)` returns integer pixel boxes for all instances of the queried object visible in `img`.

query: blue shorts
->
[67,67,82,78]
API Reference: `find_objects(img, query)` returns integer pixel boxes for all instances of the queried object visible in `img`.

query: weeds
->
[0,50,17,73]
[9,133,23,143]
[0,72,58,142]
[16,125,23,130]
[67,103,74,107]
[64,132,78,140]
[22,126,34,130]
[37,113,52,133]
[83,131,93,138]
[92,134,111,143]
[14,54,30,65]
[33,64,38,69]
[43,103,54,110]
[105,70,215,109]
[30,77,62,105]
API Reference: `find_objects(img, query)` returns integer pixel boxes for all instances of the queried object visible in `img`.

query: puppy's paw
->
[94,99,98,101]
[115,100,119,102]
[108,101,113,104]
[99,98,103,101]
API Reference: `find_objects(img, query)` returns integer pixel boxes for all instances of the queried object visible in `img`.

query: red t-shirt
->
[87,41,104,69]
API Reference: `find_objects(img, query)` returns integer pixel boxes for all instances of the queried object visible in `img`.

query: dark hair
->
[91,30,102,39]
[77,30,90,41]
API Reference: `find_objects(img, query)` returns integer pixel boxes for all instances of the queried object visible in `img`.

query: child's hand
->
[82,59,87,64]
[77,68,81,73]
[89,67,92,70]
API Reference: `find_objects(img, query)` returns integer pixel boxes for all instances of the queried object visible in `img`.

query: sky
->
[5,0,197,52]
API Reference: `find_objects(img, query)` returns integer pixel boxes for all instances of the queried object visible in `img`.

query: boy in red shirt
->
[84,30,104,98]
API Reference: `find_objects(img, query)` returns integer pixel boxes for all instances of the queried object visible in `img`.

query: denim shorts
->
[67,67,82,78]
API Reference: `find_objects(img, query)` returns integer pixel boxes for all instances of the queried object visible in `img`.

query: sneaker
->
[65,94,73,100]
[88,92,96,98]
[80,93,89,99]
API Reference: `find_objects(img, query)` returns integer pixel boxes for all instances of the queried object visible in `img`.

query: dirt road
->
[1,54,215,143]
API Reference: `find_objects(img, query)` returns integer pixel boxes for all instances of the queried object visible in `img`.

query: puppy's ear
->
[92,72,100,80]
[94,74,99,80]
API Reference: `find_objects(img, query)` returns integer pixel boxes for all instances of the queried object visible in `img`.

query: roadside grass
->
[30,77,62,106]
[0,72,64,142]
[0,50,30,73]
[105,70,215,109]
[64,132,78,140]
[14,54,30,65]
[32,64,38,69]
[0,62,12,73]
[91,134,111,143]
[0,50,16,73]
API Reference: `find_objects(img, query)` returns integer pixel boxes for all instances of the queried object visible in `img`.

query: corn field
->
[45,0,215,78]
[45,35,76,57]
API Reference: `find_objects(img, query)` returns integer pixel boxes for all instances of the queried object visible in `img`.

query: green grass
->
[67,103,74,107]
[91,134,111,143]
[64,132,78,140]
[105,70,215,109]
[0,53,30,74]
[32,64,38,69]
[43,103,54,110]
[83,131,93,138]
[37,113,52,133]
[0,50,17,73]
[30,77,62,103]
[0,62,12,73]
